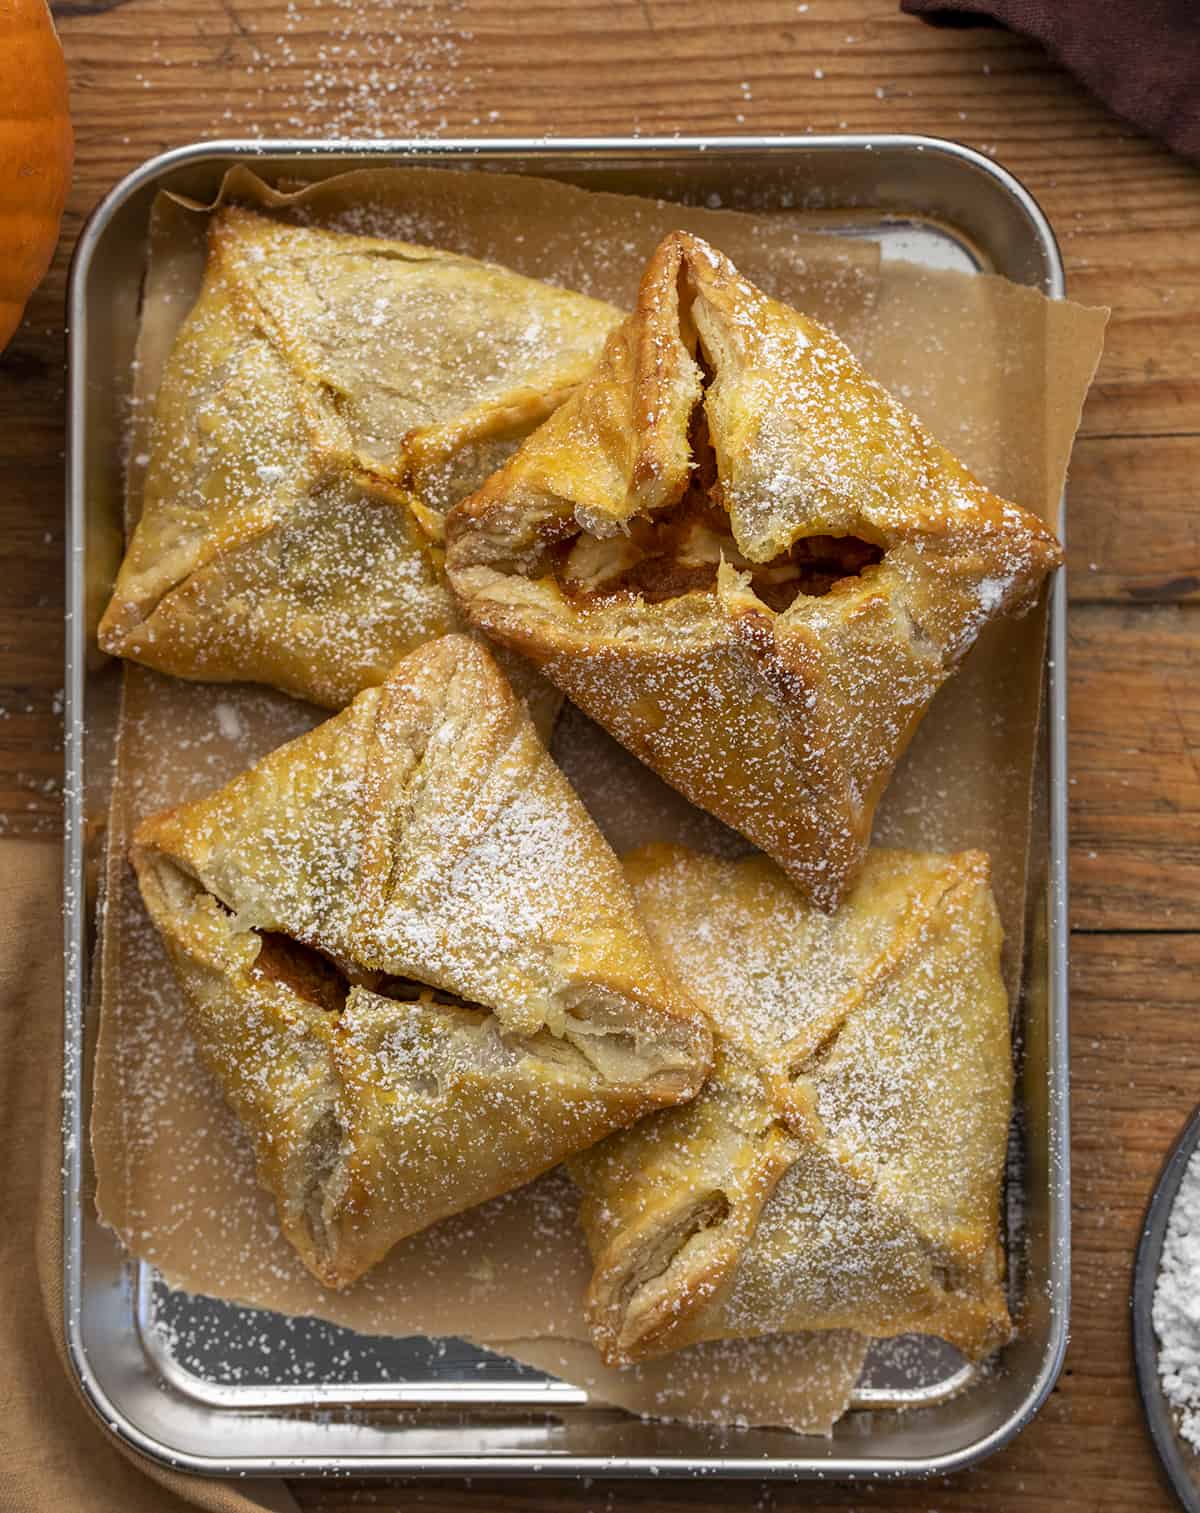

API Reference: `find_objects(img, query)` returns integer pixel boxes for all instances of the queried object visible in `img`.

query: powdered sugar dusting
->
[627,847,903,1059]
[447,231,1063,910]
[126,638,706,1295]
[91,165,1068,1430]
[214,702,244,743]
[249,0,485,140]
[107,206,617,710]
[589,845,1013,1354]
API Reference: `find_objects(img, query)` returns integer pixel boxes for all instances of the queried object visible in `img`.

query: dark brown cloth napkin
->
[902,0,1200,160]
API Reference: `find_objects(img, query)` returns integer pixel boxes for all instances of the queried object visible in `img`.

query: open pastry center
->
[251,930,485,1017]
[556,502,882,613]
[249,919,683,1089]
[553,365,882,612]
[254,931,352,1013]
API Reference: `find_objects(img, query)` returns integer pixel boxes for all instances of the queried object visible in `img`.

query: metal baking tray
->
[63,135,1070,1480]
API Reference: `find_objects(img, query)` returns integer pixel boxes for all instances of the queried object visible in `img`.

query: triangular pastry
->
[100,207,621,710]
[447,231,1063,908]
[569,844,1012,1365]
[131,636,711,1287]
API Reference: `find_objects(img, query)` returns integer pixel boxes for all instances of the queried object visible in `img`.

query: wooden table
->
[8,1,1198,1507]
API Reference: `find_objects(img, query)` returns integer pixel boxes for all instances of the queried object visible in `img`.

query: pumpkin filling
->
[249,929,654,1085]
[552,403,882,613]
[252,931,485,1016]
[254,931,350,1013]
[555,502,882,613]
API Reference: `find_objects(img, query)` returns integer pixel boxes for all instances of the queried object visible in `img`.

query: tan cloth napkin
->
[0,837,298,1513]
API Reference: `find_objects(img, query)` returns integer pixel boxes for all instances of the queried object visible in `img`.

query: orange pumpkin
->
[0,0,72,355]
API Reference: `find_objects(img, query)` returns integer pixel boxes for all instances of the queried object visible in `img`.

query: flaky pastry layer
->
[448,231,1063,908]
[570,844,1013,1365]
[132,636,711,1287]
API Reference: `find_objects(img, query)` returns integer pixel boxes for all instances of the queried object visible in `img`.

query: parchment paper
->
[91,165,1106,1435]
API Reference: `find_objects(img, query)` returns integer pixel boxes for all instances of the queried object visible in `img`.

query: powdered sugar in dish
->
[1153,1146,1200,1452]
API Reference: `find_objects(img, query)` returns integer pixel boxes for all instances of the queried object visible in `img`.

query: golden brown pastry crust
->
[569,844,1013,1366]
[99,207,620,710]
[447,231,1063,908]
[131,636,711,1288]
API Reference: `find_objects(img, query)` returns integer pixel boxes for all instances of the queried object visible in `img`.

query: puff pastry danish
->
[569,844,1013,1365]
[131,636,711,1287]
[447,231,1063,908]
[99,207,620,710]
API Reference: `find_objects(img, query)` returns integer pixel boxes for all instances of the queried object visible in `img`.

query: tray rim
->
[62,130,1070,1481]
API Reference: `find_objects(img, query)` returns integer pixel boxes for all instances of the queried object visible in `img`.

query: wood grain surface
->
[6,0,1198,1507]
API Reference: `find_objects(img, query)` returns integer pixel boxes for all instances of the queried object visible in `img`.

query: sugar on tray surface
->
[1153,1146,1200,1452]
